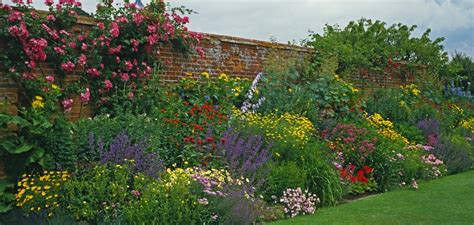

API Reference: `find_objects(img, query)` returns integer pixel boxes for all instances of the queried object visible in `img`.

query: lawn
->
[271,170,474,225]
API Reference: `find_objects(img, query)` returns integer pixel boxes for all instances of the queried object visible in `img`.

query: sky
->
[3,0,473,57]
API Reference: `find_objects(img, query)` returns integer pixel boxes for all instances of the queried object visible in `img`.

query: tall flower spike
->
[135,0,144,8]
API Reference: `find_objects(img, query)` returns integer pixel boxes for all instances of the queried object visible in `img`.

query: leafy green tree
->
[307,18,449,79]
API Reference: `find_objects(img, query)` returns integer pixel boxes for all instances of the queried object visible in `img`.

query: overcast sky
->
[4,0,473,57]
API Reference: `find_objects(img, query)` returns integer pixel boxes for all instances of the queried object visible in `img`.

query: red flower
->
[362,165,374,173]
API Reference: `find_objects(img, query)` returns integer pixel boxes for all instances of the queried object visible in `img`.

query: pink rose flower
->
[110,22,120,38]
[120,73,129,82]
[44,0,54,6]
[86,68,100,77]
[61,98,74,112]
[45,75,55,83]
[61,61,75,72]
[78,54,87,66]
[104,80,113,91]
[128,92,134,100]
[80,88,90,103]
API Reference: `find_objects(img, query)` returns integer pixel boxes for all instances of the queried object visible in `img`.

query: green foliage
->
[394,122,425,144]
[450,51,474,93]
[260,56,361,121]
[262,162,307,201]
[298,143,343,207]
[61,163,137,223]
[307,18,449,78]
[121,169,208,224]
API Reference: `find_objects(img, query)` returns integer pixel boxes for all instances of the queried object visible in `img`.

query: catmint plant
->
[97,131,163,177]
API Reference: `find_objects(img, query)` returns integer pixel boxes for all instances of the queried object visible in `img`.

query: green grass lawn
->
[271,170,474,225]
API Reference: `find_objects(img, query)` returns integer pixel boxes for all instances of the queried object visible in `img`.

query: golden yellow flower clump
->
[16,170,70,216]
[460,117,474,133]
[400,84,421,96]
[366,113,409,145]
[31,96,45,109]
[236,111,315,146]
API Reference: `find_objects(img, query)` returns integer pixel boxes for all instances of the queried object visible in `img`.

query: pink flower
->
[68,42,77,49]
[120,73,129,82]
[124,61,133,71]
[78,54,87,66]
[128,92,134,100]
[80,88,90,103]
[86,68,100,77]
[131,190,140,197]
[133,13,144,25]
[108,45,122,55]
[146,25,157,34]
[46,14,56,21]
[104,80,113,91]
[115,17,129,23]
[22,72,36,80]
[45,0,54,6]
[61,61,75,72]
[12,0,24,4]
[45,75,55,83]
[130,38,139,51]
[97,22,105,30]
[411,179,418,190]
[54,46,66,55]
[8,11,24,22]
[81,43,88,51]
[110,22,120,38]
[146,34,158,45]
[61,98,74,112]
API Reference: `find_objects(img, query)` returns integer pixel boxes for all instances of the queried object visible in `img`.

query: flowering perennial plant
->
[366,113,410,144]
[420,154,446,178]
[279,188,320,218]
[15,171,69,216]
[235,111,315,146]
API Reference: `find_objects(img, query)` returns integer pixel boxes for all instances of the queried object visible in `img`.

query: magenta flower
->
[80,88,90,103]
[78,54,87,66]
[97,22,105,30]
[124,61,133,71]
[61,98,73,112]
[8,11,24,22]
[104,80,113,91]
[45,75,55,83]
[61,61,75,72]
[120,73,129,82]
[44,0,54,6]
[110,22,120,38]
[133,13,144,25]
[54,46,65,55]
[86,68,100,77]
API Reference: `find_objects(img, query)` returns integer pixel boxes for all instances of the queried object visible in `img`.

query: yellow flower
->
[218,73,230,82]
[200,72,210,79]
[32,96,45,109]
[51,84,60,90]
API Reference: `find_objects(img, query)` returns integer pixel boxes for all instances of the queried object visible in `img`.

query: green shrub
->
[262,162,307,201]
[299,143,343,206]
[61,163,138,223]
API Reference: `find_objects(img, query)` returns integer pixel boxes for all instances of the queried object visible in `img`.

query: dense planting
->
[0,1,473,224]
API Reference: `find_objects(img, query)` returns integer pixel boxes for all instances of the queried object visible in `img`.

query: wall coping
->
[74,14,313,53]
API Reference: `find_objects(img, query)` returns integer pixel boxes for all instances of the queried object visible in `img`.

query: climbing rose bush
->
[0,0,202,115]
